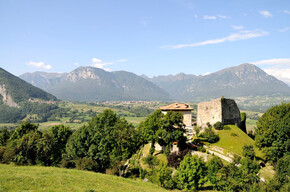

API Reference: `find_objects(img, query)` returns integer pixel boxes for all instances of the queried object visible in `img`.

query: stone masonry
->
[197,98,241,128]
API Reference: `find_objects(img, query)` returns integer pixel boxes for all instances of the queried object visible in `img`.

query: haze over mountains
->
[20,67,171,101]
[19,63,290,102]
[144,63,290,101]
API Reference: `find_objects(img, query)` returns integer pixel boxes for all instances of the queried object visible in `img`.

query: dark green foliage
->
[0,67,56,103]
[175,154,207,191]
[240,112,247,133]
[255,102,290,163]
[0,104,25,123]
[47,125,72,165]
[0,128,10,146]
[75,157,97,171]
[214,121,223,130]
[143,155,159,168]
[65,109,141,173]
[199,127,220,143]
[216,158,260,191]
[242,144,255,160]
[138,110,185,156]
[10,121,38,140]
[207,156,223,188]
[155,164,175,189]
[276,154,290,185]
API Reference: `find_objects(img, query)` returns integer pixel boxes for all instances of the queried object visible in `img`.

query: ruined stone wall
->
[197,98,222,128]
[197,98,241,128]
[221,98,241,126]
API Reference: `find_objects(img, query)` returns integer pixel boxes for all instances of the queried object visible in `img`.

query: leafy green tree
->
[207,156,223,188]
[0,128,10,146]
[216,157,260,191]
[199,127,220,143]
[12,131,42,165]
[138,110,185,155]
[10,121,38,140]
[255,102,290,163]
[175,154,207,191]
[156,163,175,189]
[276,154,290,185]
[65,109,141,173]
[48,125,72,165]
[242,144,255,160]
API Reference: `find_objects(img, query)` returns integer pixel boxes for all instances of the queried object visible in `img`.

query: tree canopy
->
[255,102,290,163]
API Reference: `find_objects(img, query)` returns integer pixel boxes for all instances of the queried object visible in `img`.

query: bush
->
[230,133,238,137]
[75,157,97,171]
[167,149,190,168]
[199,128,220,143]
[214,121,223,130]
[175,154,207,191]
[156,164,175,189]
[242,144,255,160]
[143,155,159,167]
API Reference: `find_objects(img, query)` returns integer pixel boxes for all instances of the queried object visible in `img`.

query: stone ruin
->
[197,98,241,128]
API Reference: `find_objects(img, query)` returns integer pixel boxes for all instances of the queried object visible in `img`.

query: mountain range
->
[20,67,171,102]
[18,63,290,102]
[143,63,290,101]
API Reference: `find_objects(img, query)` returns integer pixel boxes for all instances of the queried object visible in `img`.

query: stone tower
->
[197,98,241,128]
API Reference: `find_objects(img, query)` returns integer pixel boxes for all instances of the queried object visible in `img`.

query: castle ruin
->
[197,98,241,128]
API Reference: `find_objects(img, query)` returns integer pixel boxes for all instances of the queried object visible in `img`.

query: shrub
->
[214,121,223,130]
[230,133,238,137]
[242,144,255,160]
[167,149,190,168]
[175,154,207,191]
[199,128,220,143]
[75,157,97,171]
[143,155,159,167]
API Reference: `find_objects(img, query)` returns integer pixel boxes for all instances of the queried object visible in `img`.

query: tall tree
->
[255,102,290,163]
[175,154,207,191]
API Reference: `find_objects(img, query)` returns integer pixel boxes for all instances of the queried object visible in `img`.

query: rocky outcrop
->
[0,84,19,107]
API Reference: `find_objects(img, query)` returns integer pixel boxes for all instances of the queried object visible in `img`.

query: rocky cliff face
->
[0,84,19,107]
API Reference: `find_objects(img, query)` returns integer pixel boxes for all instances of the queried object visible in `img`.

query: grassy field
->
[0,164,175,192]
[213,125,263,158]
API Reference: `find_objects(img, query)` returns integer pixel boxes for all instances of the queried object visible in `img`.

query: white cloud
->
[284,10,290,15]
[232,25,244,30]
[203,14,228,20]
[91,58,112,71]
[217,15,227,19]
[251,58,290,85]
[162,29,268,49]
[203,15,216,20]
[259,10,272,18]
[116,59,128,62]
[26,61,52,69]
[74,62,79,66]
[252,58,290,65]
[92,58,102,63]
[203,72,211,76]
[91,57,127,71]
[278,26,290,32]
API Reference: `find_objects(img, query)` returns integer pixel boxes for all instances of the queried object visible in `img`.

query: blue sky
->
[1,0,290,84]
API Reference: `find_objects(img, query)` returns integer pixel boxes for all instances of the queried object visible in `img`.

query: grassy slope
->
[0,164,171,192]
[213,125,263,158]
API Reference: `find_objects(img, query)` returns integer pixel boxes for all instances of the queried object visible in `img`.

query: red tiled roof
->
[160,103,193,111]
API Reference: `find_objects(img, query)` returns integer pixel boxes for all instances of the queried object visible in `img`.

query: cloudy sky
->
[1,0,290,84]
